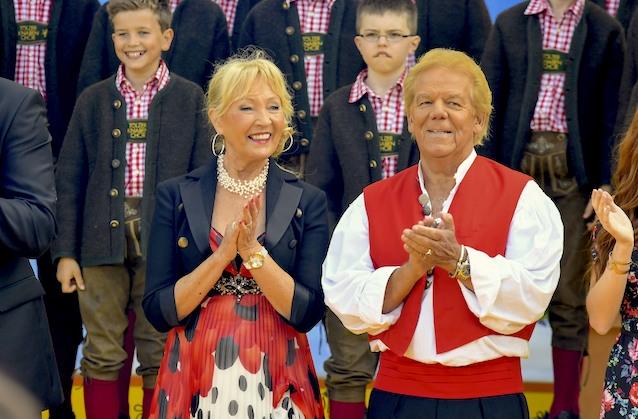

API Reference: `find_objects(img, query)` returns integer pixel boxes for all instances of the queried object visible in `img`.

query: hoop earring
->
[211,133,225,157]
[282,134,294,153]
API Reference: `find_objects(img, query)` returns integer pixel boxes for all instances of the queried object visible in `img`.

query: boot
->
[549,347,582,418]
[329,400,366,419]
[83,377,119,419]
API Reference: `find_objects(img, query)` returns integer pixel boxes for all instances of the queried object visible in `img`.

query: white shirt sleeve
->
[459,180,563,334]
[322,194,403,335]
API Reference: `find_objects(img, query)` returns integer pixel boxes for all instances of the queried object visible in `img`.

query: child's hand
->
[57,257,85,293]
[238,195,263,259]
[592,188,634,247]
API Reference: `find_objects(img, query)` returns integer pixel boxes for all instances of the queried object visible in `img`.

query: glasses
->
[356,31,415,43]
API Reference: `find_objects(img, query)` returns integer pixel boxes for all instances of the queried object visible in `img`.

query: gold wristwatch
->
[450,245,471,281]
[243,246,268,270]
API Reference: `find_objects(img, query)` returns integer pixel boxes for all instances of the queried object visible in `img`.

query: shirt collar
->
[116,60,169,93]
[348,68,408,104]
[524,0,585,19]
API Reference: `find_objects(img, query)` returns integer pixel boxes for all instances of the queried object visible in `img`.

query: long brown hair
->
[592,109,638,279]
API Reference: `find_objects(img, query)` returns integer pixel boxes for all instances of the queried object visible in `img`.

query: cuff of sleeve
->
[159,286,179,328]
[461,247,497,318]
[358,266,403,331]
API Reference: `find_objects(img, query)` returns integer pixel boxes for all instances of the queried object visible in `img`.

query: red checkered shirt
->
[115,61,171,197]
[13,0,52,101]
[525,0,584,133]
[605,0,620,16]
[169,0,180,12]
[215,0,240,33]
[289,0,335,117]
[349,68,407,179]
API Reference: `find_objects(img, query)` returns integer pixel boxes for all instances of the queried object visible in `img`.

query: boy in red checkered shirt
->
[481,1,625,418]
[51,1,211,417]
[304,0,419,417]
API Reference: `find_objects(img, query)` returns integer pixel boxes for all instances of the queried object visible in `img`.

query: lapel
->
[397,119,415,170]
[45,0,63,103]
[0,0,17,79]
[179,158,303,255]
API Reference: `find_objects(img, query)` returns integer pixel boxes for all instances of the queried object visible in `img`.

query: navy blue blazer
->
[143,158,329,334]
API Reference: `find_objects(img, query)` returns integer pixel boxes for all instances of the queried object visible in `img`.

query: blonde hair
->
[206,48,295,157]
[404,48,492,145]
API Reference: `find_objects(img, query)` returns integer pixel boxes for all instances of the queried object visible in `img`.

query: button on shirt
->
[349,68,408,179]
[322,150,563,366]
[13,0,52,101]
[115,61,170,197]
[525,0,584,133]
[289,0,335,117]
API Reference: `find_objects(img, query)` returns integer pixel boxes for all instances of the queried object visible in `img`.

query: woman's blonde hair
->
[404,48,492,145]
[206,48,295,157]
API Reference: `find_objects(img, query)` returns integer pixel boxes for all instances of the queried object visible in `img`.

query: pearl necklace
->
[217,154,269,199]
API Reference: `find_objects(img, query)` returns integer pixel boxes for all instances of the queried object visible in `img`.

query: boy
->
[52,1,210,418]
[0,1,99,418]
[77,0,230,93]
[481,1,624,418]
[590,0,637,32]
[238,0,365,172]
[305,0,419,417]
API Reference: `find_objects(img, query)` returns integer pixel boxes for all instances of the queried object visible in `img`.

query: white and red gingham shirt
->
[168,0,180,12]
[115,61,170,197]
[13,0,52,101]
[215,0,240,33]
[349,68,407,179]
[525,0,584,133]
[605,0,620,16]
[289,0,335,117]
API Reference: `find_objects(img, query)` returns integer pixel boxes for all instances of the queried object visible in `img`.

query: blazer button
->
[364,130,374,141]
[295,208,303,218]
[285,26,295,35]
[112,128,121,138]
[111,159,121,168]
[369,160,378,168]
[282,0,290,9]
[290,54,300,64]
[177,237,189,248]
[359,104,367,112]
[296,110,306,119]
[299,138,310,147]
[109,188,119,198]
[113,99,122,110]
[288,239,298,249]
[292,81,302,91]
[110,220,120,228]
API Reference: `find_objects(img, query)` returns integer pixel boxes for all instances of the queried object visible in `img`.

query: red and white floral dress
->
[150,228,324,419]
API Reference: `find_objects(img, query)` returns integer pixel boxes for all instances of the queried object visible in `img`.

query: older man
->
[322,49,563,418]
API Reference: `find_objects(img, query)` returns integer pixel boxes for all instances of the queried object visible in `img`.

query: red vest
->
[363,156,535,398]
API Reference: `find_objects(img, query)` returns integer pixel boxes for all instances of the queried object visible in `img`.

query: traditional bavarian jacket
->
[322,150,563,398]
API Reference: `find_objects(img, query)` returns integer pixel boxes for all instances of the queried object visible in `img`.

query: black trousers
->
[368,389,529,419]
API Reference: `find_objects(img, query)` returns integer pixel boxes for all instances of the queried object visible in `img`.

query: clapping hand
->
[591,188,634,247]
[238,195,263,258]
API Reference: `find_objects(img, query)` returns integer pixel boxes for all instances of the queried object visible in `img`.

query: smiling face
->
[354,11,419,77]
[111,9,173,84]
[209,79,286,165]
[407,66,485,166]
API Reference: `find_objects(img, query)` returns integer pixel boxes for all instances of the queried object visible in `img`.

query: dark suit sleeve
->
[0,89,56,259]
[305,103,343,232]
[463,0,492,61]
[143,181,181,332]
[617,12,638,133]
[237,9,256,49]
[77,7,111,95]
[208,4,231,70]
[288,188,329,332]
[479,20,506,159]
[190,90,213,170]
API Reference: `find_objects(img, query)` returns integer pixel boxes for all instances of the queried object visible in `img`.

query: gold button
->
[111,159,121,168]
[290,54,299,64]
[177,237,189,248]
[110,220,119,228]
[285,26,295,36]
[359,104,367,112]
[300,138,310,147]
[369,160,378,168]
[292,81,302,91]
[295,208,303,218]
[282,0,289,9]
[296,110,306,119]
[109,188,119,198]
[113,100,122,110]
[364,131,374,141]
[112,128,121,138]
